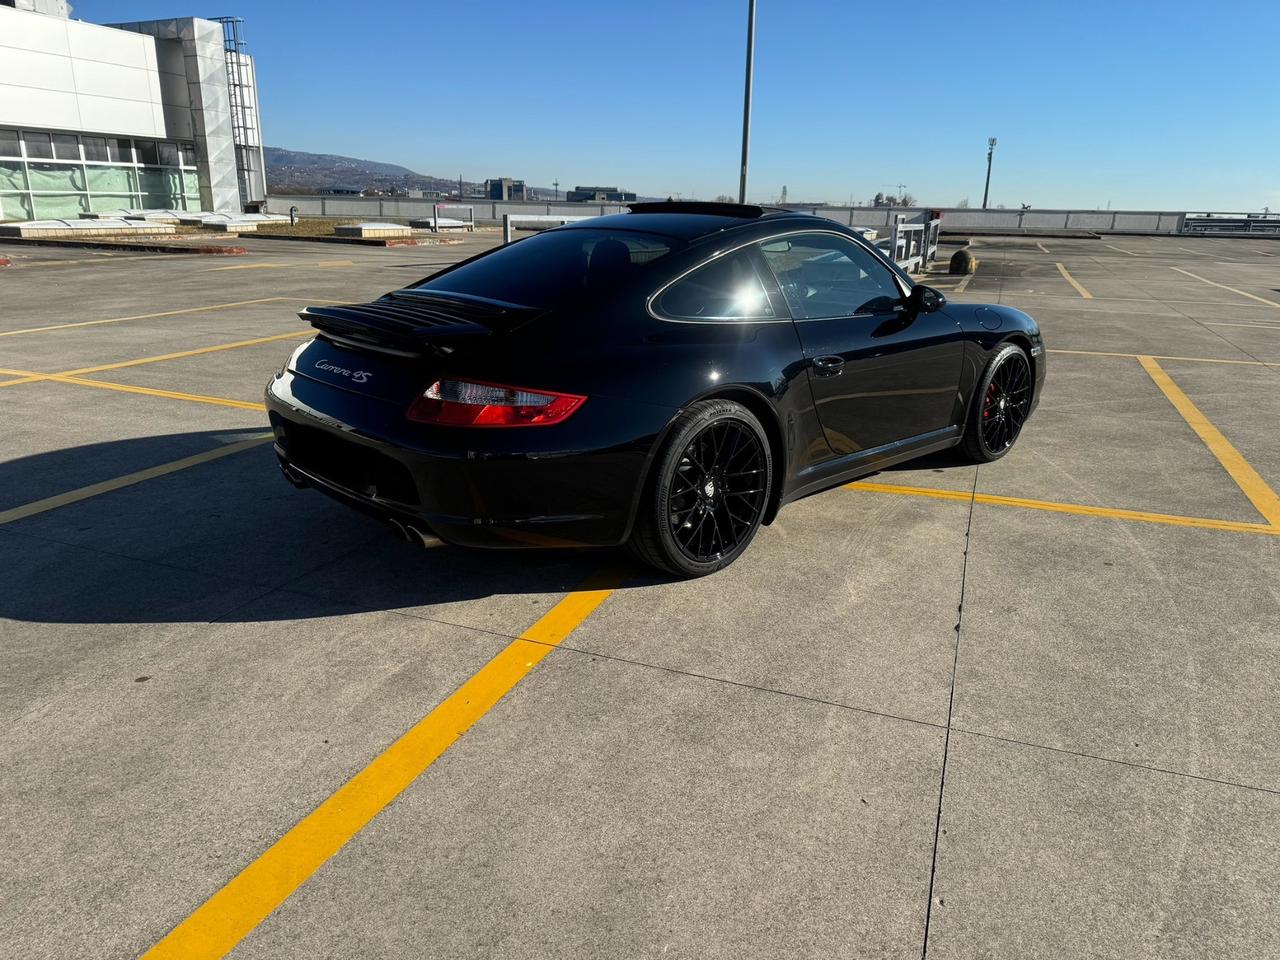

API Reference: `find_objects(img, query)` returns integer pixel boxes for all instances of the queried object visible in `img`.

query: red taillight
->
[406,378,586,427]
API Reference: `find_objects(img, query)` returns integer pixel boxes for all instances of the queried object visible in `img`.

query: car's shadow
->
[0,428,661,626]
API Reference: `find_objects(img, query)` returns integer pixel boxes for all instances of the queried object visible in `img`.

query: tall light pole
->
[982,137,997,209]
[738,0,756,204]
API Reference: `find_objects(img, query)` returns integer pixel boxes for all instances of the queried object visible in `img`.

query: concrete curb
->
[0,237,247,255]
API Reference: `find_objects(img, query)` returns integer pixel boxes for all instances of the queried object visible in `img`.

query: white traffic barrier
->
[502,213,594,244]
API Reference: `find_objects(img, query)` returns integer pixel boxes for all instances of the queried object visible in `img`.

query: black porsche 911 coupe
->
[265,202,1044,576]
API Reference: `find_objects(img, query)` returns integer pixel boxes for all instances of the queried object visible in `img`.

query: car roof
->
[557,202,818,241]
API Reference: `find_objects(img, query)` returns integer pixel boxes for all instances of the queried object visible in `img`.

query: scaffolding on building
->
[212,16,265,209]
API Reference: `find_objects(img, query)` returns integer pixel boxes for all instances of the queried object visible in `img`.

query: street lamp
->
[982,137,997,209]
[738,0,756,204]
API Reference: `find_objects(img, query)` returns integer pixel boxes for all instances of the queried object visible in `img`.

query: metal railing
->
[415,204,475,232]
[879,215,941,272]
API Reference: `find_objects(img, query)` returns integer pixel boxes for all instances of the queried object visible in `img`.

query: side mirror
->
[907,284,946,313]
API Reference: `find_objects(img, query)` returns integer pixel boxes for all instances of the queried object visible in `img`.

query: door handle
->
[812,355,845,377]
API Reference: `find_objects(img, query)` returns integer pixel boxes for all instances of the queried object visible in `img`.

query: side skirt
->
[779,425,963,507]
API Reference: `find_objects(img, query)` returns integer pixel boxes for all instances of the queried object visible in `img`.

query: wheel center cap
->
[999,397,1007,410]
[703,480,716,498]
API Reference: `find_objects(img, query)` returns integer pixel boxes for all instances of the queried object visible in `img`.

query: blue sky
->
[78,0,1280,210]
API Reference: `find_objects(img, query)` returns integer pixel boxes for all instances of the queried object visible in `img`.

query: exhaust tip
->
[404,523,445,549]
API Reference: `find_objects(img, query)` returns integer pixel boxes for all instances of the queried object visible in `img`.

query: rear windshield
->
[411,228,676,309]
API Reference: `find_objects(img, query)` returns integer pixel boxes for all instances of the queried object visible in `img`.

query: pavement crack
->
[920,463,979,959]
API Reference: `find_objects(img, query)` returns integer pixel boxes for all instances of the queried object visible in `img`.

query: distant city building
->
[485,177,527,201]
[0,4,266,218]
[318,187,361,196]
[566,185,637,202]
[407,189,445,199]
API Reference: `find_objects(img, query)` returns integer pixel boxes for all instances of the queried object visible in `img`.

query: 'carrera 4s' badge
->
[315,359,371,383]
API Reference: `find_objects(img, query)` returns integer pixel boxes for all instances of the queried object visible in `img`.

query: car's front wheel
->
[627,399,772,577]
[962,342,1033,462]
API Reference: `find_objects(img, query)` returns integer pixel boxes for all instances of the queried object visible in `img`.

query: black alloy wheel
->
[628,399,772,577]
[964,343,1033,462]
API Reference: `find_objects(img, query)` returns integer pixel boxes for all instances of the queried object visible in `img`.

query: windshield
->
[410,228,676,309]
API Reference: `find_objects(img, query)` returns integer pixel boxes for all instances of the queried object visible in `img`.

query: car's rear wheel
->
[628,399,772,577]
[962,342,1033,462]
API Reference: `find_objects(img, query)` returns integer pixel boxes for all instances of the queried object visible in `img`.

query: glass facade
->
[0,127,203,221]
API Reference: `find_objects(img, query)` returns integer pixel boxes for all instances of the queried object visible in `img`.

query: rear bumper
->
[264,369,672,549]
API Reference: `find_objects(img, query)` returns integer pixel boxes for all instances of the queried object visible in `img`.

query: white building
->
[0,1,265,220]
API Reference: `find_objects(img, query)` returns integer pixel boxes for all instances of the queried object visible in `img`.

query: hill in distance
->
[264,146,557,197]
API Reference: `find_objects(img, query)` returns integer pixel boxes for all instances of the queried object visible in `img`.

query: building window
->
[23,132,54,159]
[0,126,204,221]
[0,160,27,191]
[27,162,85,192]
[135,140,159,165]
[52,134,81,161]
[82,137,109,162]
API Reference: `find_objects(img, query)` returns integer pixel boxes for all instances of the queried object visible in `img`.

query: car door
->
[758,231,965,457]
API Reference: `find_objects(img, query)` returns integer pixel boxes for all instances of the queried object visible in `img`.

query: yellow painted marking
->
[1177,246,1201,256]
[1105,243,1138,256]
[1036,242,1050,254]
[0,298,290,338]
[1171,266,1280,309]
[1054,262,1092,298]
[1049,348,1280,368]
[3,253,197,268]
[210,259,356,272]
[57,331,312,377]
[954,271,975,294]
[847,482,1280,538]
[1139,355,1280,526]
[141,573,618,960]
[0,434,273,526]
[41,374,266,412]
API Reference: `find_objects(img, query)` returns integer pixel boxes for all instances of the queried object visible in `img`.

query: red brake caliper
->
[983,382,998,419]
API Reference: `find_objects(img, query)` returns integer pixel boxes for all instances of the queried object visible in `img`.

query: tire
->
[627,399,772,577]
[961,342,1033,462]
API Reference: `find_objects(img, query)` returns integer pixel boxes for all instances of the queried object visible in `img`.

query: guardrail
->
[501,213,593,244]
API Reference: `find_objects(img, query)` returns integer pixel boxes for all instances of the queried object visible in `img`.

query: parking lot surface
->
[2,233,1278,959]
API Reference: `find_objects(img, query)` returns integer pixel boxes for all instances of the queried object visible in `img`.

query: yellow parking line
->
[58,331,311,377]
[1049,348,1280,368]
[210,260,356,272]
[42,374,266,412]
[0,434,274,525]
[1036,242,1050,254]
[1171,266,1280,309]
[847,482,1280,537]
[0,297,295,338]
[954,271,975,294]
[5,253,196,268]
[1105,243,1138,256]
[1055,262,1092,298]
[0,331,310,389]
[141,572,619,960]
[1138,355,1280,526]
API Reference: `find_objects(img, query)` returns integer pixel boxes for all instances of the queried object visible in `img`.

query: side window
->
[759,233,902,319]
[654,250,775,321]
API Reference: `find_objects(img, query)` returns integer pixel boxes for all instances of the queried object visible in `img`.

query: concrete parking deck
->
[1,233,1277,959]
